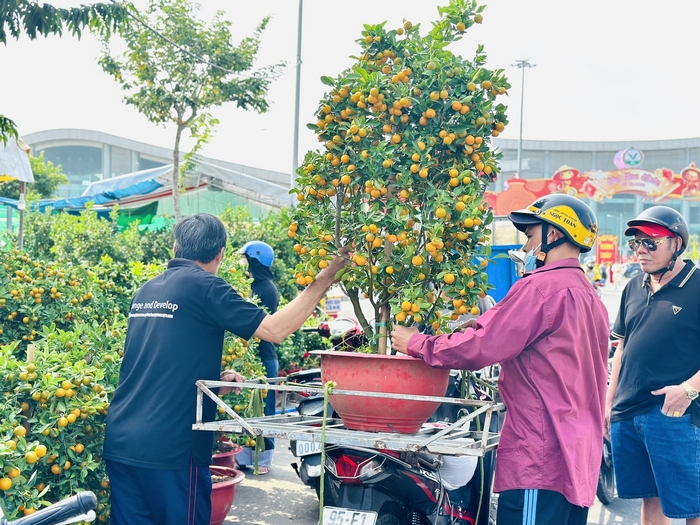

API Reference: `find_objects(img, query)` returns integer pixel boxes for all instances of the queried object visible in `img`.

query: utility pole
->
[291,0,304,203]
[512,59,536,179]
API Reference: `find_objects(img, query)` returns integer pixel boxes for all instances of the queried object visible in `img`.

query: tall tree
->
[0,1,130,143]
[99,0,283,220]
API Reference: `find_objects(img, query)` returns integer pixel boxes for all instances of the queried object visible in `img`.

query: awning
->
[1,159,290,211]
[0,138,34,183]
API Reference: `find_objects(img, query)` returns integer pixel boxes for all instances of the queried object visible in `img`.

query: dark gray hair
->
[173,213,227,263]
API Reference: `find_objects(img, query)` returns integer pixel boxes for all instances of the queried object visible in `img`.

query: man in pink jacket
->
[392,194,609,525]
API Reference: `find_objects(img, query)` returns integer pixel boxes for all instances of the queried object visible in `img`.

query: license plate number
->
[295,440,323,456]
[321,507,377,525]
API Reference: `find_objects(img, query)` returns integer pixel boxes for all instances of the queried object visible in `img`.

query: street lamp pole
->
[512,59,536,179]
[291,0,304,202]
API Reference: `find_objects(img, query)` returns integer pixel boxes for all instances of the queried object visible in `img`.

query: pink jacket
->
[407,258,609,507]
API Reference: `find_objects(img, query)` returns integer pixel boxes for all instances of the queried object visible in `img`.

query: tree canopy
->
[99,0,284,220]
[0,1,132,143]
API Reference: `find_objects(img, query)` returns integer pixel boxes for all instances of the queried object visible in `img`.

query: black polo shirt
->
[104,259,267,469]
[611,260,700,426]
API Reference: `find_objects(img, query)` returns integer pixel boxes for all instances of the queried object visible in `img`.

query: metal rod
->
[195,381,259,435]
[199,380,493,406]
[480,406,494,452]
[417,403,492,448]
[291,0,304,200]
[17,181,26,250]
[512,59,536,179]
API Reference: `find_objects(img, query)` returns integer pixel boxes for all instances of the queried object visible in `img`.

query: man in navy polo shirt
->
[607,206,700,525]
[103,213,346,525]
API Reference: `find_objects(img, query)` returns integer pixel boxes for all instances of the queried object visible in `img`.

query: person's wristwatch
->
[681,381,699,401]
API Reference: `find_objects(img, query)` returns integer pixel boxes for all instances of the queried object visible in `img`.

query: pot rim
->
[210,466,245,486]
[310,350,420,361]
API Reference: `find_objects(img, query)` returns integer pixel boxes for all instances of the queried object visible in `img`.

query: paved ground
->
[225,281,685,525]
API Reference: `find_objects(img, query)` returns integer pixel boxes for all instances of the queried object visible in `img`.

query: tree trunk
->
[172,124,184,221]
[376,185,394,355]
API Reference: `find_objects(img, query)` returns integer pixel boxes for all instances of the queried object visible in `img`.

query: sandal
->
[254,466,271,475]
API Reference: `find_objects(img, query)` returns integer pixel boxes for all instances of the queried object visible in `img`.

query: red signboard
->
[596,234,619,264]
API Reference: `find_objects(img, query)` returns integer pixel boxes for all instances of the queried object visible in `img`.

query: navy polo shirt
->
[611,260,700,426]
[103,259,267,469]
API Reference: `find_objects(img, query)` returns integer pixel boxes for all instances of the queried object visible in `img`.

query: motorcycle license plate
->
[321,507,377,525]
[295,440,323,456]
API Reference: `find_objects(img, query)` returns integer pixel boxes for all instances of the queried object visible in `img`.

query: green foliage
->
[0,116,18,146]
[98,0,284,219]
[0,153,68,200]
[0,202,325,519]
[291,0,507,349]
[220,205,300,301]
[40,207,143,266]
[137,226,173,264]
[0,1,131,43]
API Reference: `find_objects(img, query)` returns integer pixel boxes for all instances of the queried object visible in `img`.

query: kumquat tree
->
[289,0,509,353]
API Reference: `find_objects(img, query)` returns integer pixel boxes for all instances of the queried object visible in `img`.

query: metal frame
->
[193,380,502,457]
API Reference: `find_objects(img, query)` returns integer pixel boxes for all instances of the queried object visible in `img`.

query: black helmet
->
[625,206,688,253]
[508,194,598,253]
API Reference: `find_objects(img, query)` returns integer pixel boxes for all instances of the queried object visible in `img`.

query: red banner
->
[485,162,700,216]
[596,234,618,264]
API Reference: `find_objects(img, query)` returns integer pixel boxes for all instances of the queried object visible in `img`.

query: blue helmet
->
[237,241,274,267]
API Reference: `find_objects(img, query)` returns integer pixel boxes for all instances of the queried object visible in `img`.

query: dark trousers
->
[497,489,589,525]
[106,458,211,525]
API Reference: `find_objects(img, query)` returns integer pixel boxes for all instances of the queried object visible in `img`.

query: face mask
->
[523,244,541,273]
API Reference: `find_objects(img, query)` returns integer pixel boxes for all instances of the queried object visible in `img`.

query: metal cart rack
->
[192,380,502,457]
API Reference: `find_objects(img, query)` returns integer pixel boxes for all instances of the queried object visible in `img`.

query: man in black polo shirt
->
[606,206,700,524]
[103,213,346,525]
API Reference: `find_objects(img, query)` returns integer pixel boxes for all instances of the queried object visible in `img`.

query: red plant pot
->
[212,439,243,469]
[210,466,245,525]
[314,350,450,433]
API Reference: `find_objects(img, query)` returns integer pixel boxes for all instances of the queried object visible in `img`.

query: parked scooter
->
[321,371,502,525]
[0,491,97,525]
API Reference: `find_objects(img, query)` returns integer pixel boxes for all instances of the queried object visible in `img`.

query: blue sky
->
[3,0,700,174]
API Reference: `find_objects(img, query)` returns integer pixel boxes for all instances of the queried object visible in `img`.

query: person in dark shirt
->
[607,206,700,525]
[103,213,346,525]
[236,240,279,474]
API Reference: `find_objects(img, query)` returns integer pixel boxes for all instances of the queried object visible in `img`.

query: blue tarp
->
[0,179,164,212]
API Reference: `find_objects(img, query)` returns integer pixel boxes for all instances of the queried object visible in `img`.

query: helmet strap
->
[536,223,568,268]
[649,237,682,279]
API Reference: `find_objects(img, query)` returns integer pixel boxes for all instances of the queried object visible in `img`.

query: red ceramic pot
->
[210,466,245,525]
[314,350,450,433]
[212,439,242,469]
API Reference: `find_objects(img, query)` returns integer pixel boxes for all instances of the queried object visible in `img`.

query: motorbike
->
[320,371,502,525]
[0,491,97,525]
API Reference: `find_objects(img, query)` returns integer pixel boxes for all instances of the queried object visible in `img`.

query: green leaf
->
[320,76,335,86]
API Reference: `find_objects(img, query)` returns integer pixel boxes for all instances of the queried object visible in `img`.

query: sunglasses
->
[627,237,670,252]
